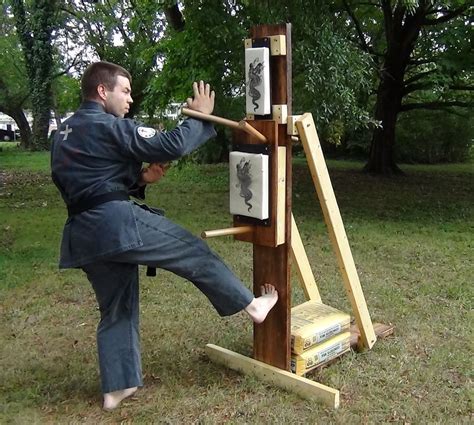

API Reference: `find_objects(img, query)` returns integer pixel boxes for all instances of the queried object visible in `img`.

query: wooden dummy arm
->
[181,107,267,142]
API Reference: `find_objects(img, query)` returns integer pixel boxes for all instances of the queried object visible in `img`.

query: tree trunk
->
[2,106,32,149]
[363,3,428,175]
[364,77,404,175]
[31,105,51,150]
[12,108,32,149]
[12,0,55,151]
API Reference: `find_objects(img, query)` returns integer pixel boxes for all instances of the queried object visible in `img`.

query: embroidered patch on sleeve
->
[137,126,157,139]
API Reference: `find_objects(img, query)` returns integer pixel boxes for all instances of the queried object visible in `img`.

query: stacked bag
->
[290,301,351,375]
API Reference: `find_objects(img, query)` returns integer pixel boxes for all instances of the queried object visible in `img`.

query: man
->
[51,61,278,411]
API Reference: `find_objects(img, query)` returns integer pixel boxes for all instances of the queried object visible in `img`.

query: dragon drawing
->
[236,158,253,212]
[248,58,264,112]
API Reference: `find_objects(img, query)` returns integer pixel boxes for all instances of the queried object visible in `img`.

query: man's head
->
[81,61,133,118]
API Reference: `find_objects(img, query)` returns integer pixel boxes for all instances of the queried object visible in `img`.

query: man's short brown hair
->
[81,61,132,100]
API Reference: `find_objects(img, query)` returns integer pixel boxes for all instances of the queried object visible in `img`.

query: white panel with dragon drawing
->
[229,151,269,220]
[245,47,271,115]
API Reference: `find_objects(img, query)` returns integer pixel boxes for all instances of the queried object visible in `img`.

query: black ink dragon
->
[248,58,264,112]
[236,158,253,212]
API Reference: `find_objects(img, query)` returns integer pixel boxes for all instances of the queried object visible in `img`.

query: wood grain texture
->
[296,113,377,350]
[291,214,322,302]
[206,344,340,408]
[248,24,292,370]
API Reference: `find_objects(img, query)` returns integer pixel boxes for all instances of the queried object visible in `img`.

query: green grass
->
[0,141,21,151]
[1,149,472,423]
[0,148,50,172]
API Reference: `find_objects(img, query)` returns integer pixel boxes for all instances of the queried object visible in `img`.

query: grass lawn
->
[0,149,472,423]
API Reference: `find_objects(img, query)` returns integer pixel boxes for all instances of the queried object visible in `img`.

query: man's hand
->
[186,81,215,115]
[140,163,169,185]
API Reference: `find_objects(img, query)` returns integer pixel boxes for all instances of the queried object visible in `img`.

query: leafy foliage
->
[144,0,373,160]
[340,0,473,173]
[0,1,32,147]
[396,108,473,163]
[2,0,472,166]
[52,75,81,116]
[62,0,168,116]
[10,0,58,150]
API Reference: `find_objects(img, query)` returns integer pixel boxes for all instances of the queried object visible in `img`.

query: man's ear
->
[97,84,107,101]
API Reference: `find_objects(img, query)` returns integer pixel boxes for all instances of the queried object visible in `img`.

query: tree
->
[0,2,32,148]
[144,0,250,161]
[145,0,373,161]
[341,0,473,174]
[62,0,168,117]
[250,1,374,143]
[11,0,58,150]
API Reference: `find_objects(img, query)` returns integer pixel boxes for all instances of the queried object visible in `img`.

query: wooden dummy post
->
[232,23,293,370]
[184,22,390,408]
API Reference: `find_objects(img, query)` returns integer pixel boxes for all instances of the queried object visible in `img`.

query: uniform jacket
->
[51,101,216,268]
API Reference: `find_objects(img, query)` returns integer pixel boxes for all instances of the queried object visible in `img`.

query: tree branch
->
[403,82,436,95]
[408,59,435,67]
[52,52,83,79]
[401,100,474,112]
[449,85,474,91]
[341,0,375,55]
[404,68,438,85]
[380,0,393,24]
[164,2,185,32]
[423,6,468,25]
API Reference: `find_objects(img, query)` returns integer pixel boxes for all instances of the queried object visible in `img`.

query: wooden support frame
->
[296,113,377,350]
[206,344,339,408]
[287,115,302,136]
[201,23,383,410]
[291,214,322,302]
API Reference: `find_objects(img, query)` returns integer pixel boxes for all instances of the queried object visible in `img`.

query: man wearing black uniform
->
[51,61,277,410]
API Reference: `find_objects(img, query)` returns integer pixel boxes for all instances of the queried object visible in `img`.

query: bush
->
[395,109,473,163]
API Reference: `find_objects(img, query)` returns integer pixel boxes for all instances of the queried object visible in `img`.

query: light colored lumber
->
[205,344,339,408]
[287,115,302,135]
[270,35,287,56]
[291,214,322,302]
[181,107,267,142]
[201,226,253,239]
[276,147,287,245]
[182,107,240,129]
[350,322,395,348]
[237,120,268,142]
[272,104,288,124]
[296,113,377,350]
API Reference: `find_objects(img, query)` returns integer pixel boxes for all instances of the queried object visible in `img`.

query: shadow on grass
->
[292,162,473,226]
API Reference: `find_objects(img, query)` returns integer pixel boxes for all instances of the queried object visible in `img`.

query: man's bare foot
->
[245,283,278,324]
[103,386,138,411]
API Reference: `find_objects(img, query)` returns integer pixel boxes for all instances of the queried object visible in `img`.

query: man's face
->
[103,75,133,118]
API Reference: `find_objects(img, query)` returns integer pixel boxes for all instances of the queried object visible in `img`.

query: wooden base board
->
[350,322,394,348]
[205,324,393,407]
[205,344,339,408]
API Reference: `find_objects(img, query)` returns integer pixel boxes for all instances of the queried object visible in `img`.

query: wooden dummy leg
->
[296,113,377,350]
[291,214,322,302]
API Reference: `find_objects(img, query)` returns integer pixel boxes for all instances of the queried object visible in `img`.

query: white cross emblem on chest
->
[60,124,72,141]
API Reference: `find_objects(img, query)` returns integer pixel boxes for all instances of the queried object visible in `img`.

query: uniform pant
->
[82,204,254,393]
